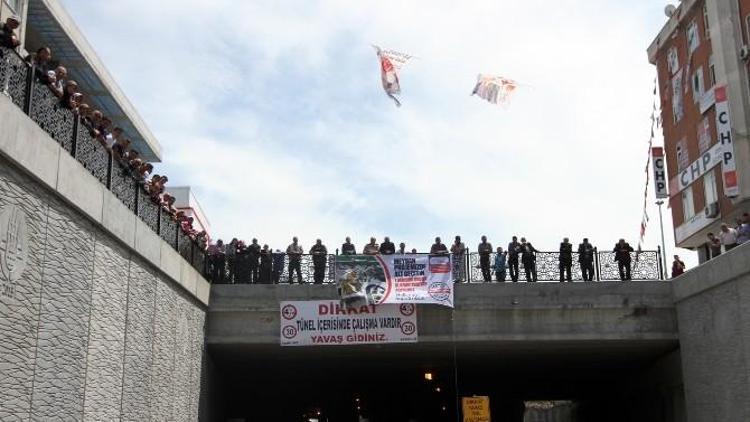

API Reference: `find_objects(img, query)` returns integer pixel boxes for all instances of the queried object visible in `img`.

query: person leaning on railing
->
[1,15,21,50]
[310,239,328,284]
[286,237,304,284]
[577,238,595,281]
[25,47,52,81]
[613,239,634,281]
[47,65,67,97]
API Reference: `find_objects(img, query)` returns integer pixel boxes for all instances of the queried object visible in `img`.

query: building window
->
[687,21,700,54]
[704,170,718,206]
[746,15,750,43]
[703,5,711,39]
[682,186,696,220]
[692,67,704,102]
[708,55,716,87]
[676,138,688,170]
[672,73,684,123]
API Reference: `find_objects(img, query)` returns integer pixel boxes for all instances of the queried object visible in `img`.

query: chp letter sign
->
[280,301,418,347]
[715,85,739,197]
[652,147,668,199]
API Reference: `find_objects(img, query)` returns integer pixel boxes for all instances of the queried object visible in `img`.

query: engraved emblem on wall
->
[0,204,29,298]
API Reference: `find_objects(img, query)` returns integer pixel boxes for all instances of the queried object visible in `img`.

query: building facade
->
[648,0,750,262]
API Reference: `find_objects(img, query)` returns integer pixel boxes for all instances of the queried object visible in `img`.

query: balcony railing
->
[0,46,207,275]
[209,249,664,285]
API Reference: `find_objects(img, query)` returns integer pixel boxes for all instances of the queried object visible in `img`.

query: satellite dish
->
[665,4,677,17]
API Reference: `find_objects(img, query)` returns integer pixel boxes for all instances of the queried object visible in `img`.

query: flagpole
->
[656,200,668,279]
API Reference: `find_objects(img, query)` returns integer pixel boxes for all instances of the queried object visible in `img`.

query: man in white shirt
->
[719,223,738,251]
[286,237,304,284]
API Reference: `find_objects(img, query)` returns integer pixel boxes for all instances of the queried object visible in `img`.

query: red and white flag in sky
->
[373,45,412,107]
[471,74,518,105]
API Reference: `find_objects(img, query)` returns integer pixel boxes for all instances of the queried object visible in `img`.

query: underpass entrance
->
[204,340,682,422]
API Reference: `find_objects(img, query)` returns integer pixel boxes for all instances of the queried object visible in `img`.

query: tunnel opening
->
[203,340,683,422]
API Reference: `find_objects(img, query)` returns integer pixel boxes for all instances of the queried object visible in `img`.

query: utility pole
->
[656,200,668,279]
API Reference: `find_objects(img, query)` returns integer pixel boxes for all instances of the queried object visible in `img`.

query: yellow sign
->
[462,396,490,422]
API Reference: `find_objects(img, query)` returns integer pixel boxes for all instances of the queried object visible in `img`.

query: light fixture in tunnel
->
[435,387,441,392]
[424,372,433,381]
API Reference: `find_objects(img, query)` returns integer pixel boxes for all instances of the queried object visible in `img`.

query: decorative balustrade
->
[28,79,76,153]
[0,47,28,109]
[0,46,208,277]
[159,211,178,249]
[137,187,160,232]
[74,123,110,184]
[210,249,663,285]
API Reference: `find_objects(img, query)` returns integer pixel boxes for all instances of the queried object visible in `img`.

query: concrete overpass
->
[205,282,682,421]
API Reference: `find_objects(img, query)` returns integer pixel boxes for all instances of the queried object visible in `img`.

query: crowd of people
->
[206,235,644,285]
[2,18,206,245]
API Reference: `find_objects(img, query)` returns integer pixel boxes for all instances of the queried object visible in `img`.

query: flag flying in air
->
[471,74,518,105]
[373,45,413,107]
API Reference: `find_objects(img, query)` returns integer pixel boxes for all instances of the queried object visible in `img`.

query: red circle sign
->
[281,304,298,320]
[401,321,416,336]
[282,325,298,339]
[399,304,415,316]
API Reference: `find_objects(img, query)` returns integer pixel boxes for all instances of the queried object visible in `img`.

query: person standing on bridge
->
[478,236,493,282]
[225,238,238,284]
[719,223,738,251]
[671,255,685,278]
[286,237,304,284]
[613,239,634,281]
[430,237,449,255]
[310,239,328,284]
[398,242,407,254]
[342,237,357,255]
[208,239,225,284]
[737,213,750,245]
[248,238,261,284]
[363,237,379,255]
[259,245,272,283]
[559,237,573,282]
[494,247,507,282]
[507,236,522,282]
[706,232,722,260]
[521,238,538,282]
[379,237,396,254]
[271,249,285,284]
[578,238,595,281]
[451,236,467,282]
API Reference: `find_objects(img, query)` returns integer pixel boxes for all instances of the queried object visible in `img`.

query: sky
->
[60,0,695,268]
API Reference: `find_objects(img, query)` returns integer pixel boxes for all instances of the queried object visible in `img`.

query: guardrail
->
[209,249,664,285]
[0,46,207,273]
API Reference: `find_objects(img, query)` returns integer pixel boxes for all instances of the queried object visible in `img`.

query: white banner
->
[279,301,418,347]
[715,85,739,197]
[670,141,723,194]
[336,254,454,308]
[652,147,668,199]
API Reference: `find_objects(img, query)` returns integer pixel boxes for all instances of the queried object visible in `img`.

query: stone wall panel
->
[82,236,130,421]
[30,202,95,421]
[0,164,49,421]
[149,279,177,421]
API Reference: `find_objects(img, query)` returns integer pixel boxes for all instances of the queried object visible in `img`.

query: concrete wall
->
[0,93,207,419]
[207,282,678,346]
[672,243,750,422]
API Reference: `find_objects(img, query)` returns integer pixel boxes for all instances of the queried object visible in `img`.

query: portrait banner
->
[336,254,454,308]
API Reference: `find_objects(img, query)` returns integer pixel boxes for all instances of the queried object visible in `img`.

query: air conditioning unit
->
[741,45,750,61]
[704,201,720,218]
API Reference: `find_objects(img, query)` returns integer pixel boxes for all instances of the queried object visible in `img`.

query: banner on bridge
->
[462,396,491,422]
[335,254,454,308]
[279,300,418,347]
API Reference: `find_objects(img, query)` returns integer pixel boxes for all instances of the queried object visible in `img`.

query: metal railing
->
[0,46,207,273]
[209,248,664,285]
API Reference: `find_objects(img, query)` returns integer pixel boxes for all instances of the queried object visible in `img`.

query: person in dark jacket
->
[310,239,328,284]
[507,236,522,282]
[578,238,595,281]
[430,237,449,255]
[521,238,538,282]
[477,236,493,282]
[613,239,634,281]
[379,236,396,255]
[259,245,273,284]
[559,237,573,282]
[248,238,261,284]
[0,15,21,49]
[341,237,356,255]
[671,255,685,278]
[271,249,285,284]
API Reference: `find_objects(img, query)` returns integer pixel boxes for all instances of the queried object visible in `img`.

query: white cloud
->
[60,0,693,268]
